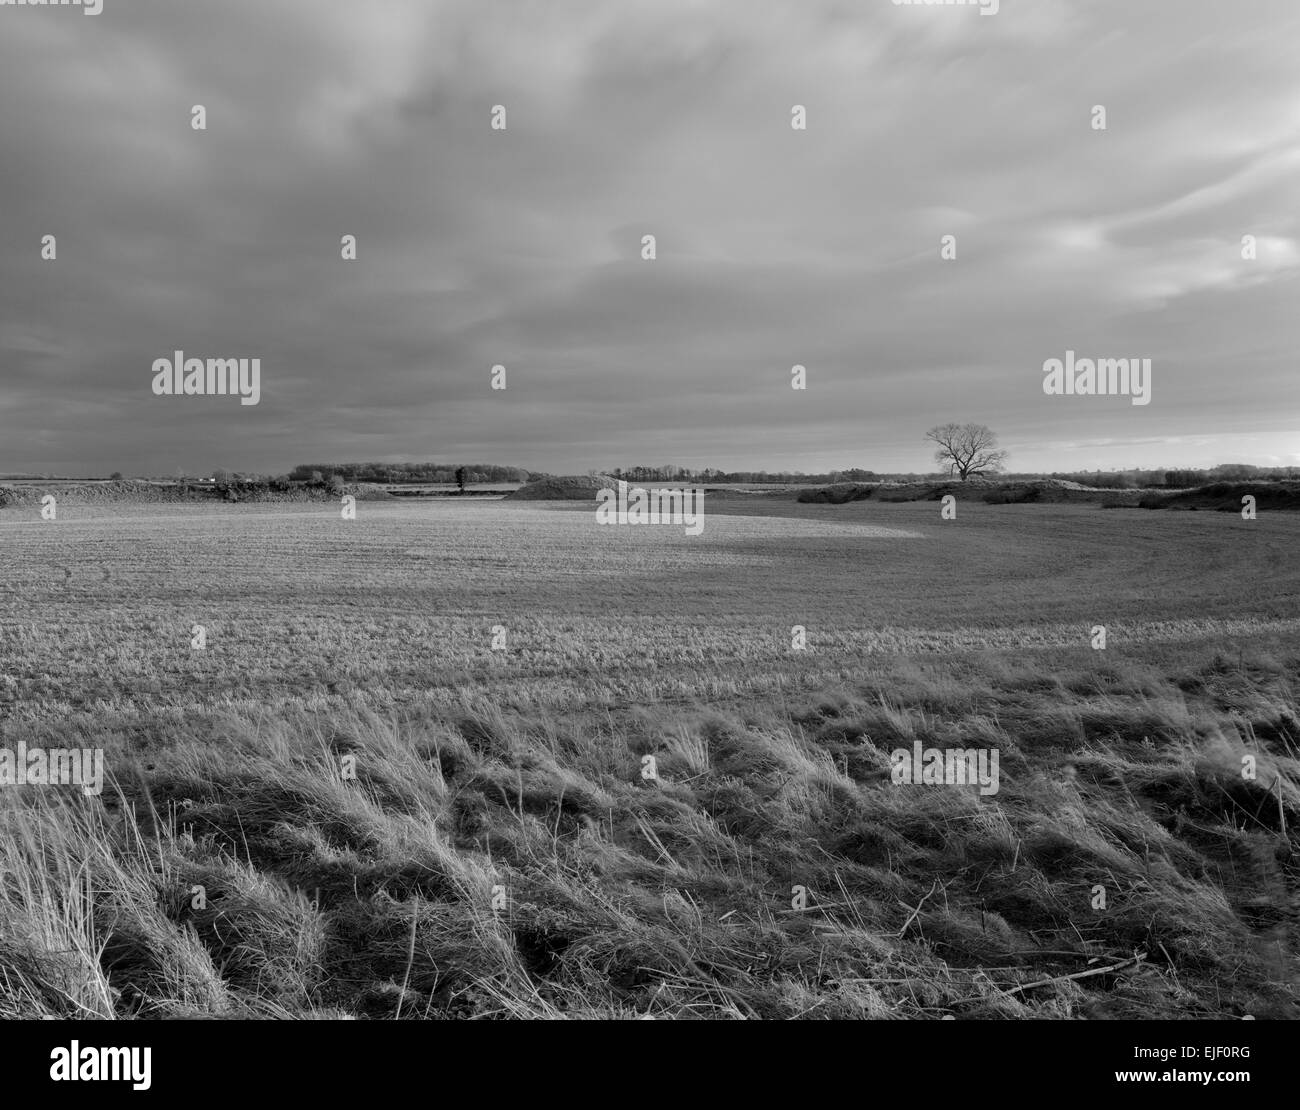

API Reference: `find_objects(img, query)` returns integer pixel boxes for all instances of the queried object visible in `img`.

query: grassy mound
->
[509,475,618,501]
[1139,482,1300,512]
[0,480,183,508]
[0,480,390,508]
[797,479,1147,507]
[796,482,876,504]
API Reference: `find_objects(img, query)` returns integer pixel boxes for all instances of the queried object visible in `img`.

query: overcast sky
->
[1,0,1297,477]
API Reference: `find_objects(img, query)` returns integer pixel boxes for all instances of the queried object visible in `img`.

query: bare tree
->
[925,423,1008,481]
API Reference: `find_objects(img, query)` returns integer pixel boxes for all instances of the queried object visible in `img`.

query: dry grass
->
[1,653,1297,1019]
[1,499,1297,1018]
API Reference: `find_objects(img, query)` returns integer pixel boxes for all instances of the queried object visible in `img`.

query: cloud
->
[0,0,1296,474]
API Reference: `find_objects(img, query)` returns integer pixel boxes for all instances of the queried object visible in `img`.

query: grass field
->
[1,497,1297,1018]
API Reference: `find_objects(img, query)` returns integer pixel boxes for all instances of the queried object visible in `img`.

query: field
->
[1,496,1298,1018]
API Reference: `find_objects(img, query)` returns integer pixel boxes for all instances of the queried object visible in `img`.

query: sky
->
[1,0,1298,477]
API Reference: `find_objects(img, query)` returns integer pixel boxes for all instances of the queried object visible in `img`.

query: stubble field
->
[1,496,1297,1019]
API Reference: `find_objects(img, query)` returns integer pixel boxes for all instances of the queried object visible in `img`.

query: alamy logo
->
[0,742,104,796]
[50,1042,151,1090]
[0,0,102,13]
[1042,350,1151,406]
[596,480,704,535]
[152,351,261,406]
[890,742,999,796]
[892,0,999,14]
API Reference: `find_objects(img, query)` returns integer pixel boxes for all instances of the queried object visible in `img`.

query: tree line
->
[161,441,1299,492]
[285,462,535,484]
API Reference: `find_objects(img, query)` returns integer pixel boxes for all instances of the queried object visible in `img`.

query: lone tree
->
[925,423,1008,481]
[455,466,467,494]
